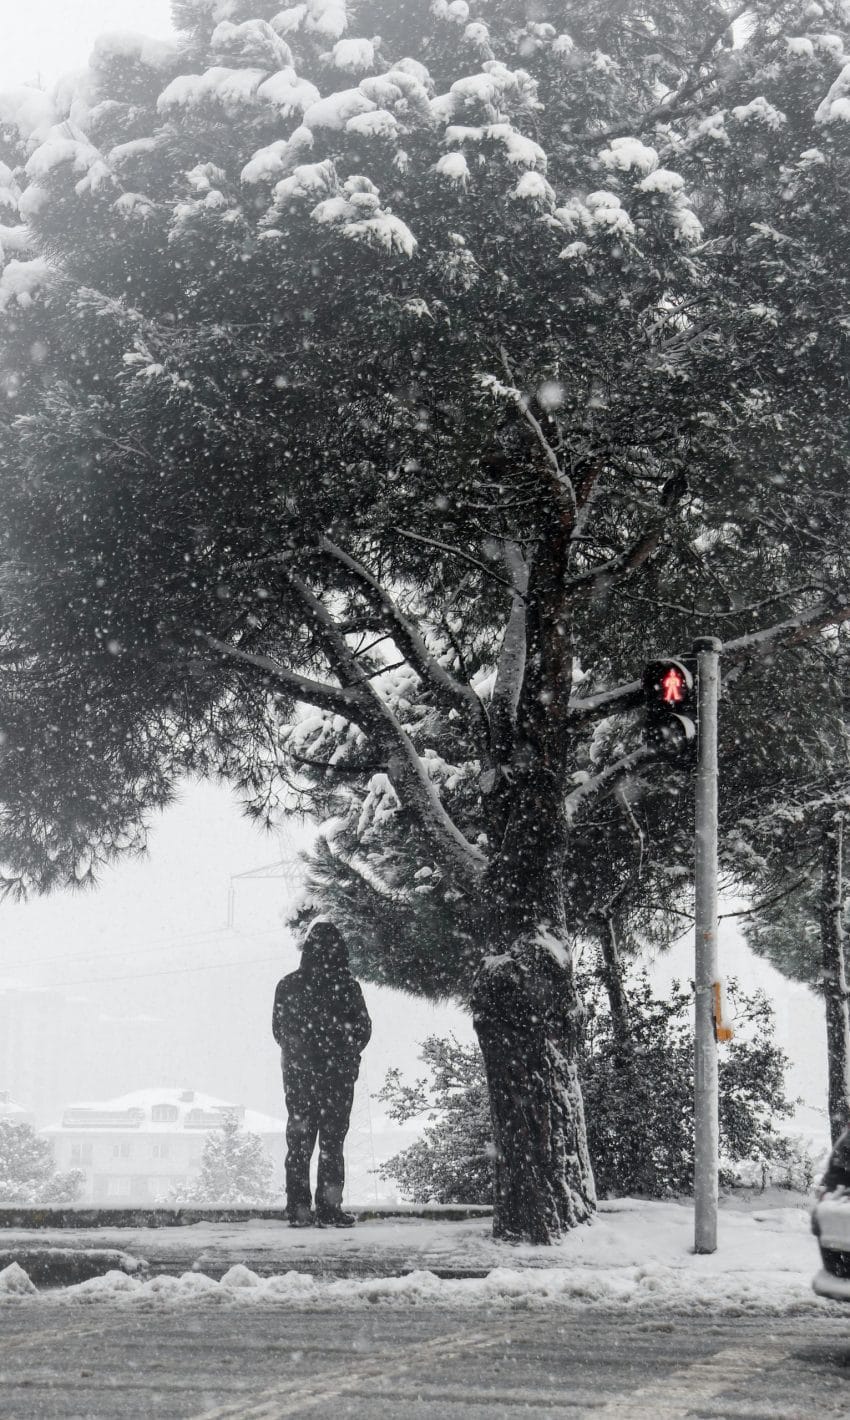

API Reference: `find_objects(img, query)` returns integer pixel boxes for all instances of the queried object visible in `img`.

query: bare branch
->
[563,470,686,604]
[202,635,367,719]
[586,0,784,142]
[499,347,577,520]
[569,596,850,725]
[318,536,490,744]
[204,620,486,887]
[619,584,827,620]
[724,600,850,659]
[718,869,816,922]
[389,526,520,594]
[565,744,659,823]
[282,576,488,885]
[490,542,528,765]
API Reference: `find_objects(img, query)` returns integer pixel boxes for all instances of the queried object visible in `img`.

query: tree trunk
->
[472,938,595,1242]
[598,916,631,1055]
[821,812,850,1144]
[471,812,596,1242]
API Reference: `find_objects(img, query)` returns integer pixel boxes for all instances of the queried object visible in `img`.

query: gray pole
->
[693,636,721,1255]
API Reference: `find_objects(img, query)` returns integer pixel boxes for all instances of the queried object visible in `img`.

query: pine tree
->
[0,1120,84,1205]
[1,1,850,1240]
[377,1035,493,1204]
[174,1113,275,1205]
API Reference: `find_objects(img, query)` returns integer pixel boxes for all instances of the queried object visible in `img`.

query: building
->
[44,1087,285,1205]
[0,979,156,1127]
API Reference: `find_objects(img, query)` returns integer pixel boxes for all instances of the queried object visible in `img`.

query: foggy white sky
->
[0,0,175,88]
[0,777,471,1128]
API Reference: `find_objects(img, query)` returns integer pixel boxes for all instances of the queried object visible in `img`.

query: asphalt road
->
[1,1305,849,1419]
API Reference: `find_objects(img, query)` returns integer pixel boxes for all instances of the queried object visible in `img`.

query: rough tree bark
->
[471,831,596,1242]
[471,522,596,1242]
[821,812,850,1144]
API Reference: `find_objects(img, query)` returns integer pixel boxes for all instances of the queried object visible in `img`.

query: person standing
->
[272,919,372,1226]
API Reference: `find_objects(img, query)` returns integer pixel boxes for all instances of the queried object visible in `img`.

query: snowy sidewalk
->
[0,1194,837,1315]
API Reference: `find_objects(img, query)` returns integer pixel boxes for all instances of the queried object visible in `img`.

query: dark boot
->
[287,1201,316,1228]
[316,1207,356,1228]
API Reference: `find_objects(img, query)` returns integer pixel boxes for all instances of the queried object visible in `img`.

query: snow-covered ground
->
[0,1195,837,1315]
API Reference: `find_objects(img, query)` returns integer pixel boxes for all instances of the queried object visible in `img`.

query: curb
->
[0,1203,493,1229]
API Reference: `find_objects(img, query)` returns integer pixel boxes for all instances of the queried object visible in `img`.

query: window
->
[151,1104,179,1124]
[152,1142,169,1159]
[70,1143,92,1165]
[112,1142,131,1159]
[106,1177,131,1198]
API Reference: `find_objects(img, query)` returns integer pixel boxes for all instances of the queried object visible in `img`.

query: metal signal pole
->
[693,636,721,1255]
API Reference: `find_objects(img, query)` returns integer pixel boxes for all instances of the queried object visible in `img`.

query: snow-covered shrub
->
[378,978,800,1203]
[582,974,799,1199]
[0,1120,84,1205]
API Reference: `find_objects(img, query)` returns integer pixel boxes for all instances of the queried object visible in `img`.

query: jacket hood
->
[300,918,349,975]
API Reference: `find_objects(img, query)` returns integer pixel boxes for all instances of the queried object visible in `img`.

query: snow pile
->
[438,62,538,123]
[785,36,815,59]
[271,0,349,41]
[638,169,685,195]
[241,131,317,183]
[598,136,659,174]
[0,225,31,260]
[0,257,51,312]
[302,86,376,131]
[510,171,555,209]
[0,1263,36,1297]
[444,122,547,169]
[256,70,321,117]
[435,152,470,186]
[332,39,376,73]
[269,164,417,257]
[730,97,787,129]
[584,190,635,237]
[0,163,21,217]
[0,1199,833,1315]
[210,19,293,70]
[157,67,268,115]
[815,61,850,124]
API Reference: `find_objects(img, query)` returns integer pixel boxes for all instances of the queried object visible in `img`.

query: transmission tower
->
[226,822,307,928]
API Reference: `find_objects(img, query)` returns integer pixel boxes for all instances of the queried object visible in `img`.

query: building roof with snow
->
[44,1087,284,1135]
[0,1090,32,1123]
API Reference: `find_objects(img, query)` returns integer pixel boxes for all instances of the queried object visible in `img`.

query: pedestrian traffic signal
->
[643,659,696,749]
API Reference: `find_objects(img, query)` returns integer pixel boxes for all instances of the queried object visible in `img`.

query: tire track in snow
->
[590,1342,781,1418]
[189,1325,522,1419]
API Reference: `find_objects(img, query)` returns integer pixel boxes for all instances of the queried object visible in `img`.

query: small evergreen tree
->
[0,1120,84,1204]
[377,1036,492,1204]
[172,1113,275,1206]
[379,978,802,1202]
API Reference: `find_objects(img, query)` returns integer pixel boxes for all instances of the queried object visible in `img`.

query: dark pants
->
[283,1064,356,1218]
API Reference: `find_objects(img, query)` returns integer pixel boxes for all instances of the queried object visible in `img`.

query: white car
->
[812,1128,850,1302]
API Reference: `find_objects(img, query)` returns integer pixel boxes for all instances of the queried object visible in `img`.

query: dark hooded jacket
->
[272,922,371,1077]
